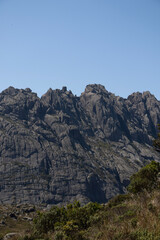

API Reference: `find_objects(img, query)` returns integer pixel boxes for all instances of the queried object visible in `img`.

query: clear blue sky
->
[0,0,160,99]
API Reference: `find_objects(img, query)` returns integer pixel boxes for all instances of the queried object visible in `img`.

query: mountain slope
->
[0,84,160,205]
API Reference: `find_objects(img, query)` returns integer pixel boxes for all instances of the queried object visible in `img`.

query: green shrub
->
[18,234,44,240]
[132,229,157,240]
[95,232,103,240]
[148,203,156,213]
[34,206,66,233]
[62,220,78,238]
[87,213,101,225]
[0,234,3,240]
[131,217,138,228]
[108,194,130,208]
[127,161,160,194]
[33,201,102,236]
[62,221,87,240]
[124,209,135,217]
[113,230,159,240]
[54,231,65,240]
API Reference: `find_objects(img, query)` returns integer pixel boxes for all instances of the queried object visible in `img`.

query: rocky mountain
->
[0,84,160,205]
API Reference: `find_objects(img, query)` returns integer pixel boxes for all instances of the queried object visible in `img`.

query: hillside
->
[0,84,160,205]
[1,161,160,240]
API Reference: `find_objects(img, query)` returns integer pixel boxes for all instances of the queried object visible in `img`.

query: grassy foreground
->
[1,161,160,240]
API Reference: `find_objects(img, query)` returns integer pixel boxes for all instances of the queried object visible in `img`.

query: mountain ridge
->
[0,84,160,205]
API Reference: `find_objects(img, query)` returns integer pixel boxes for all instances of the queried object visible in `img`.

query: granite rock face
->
[0,85,160,205]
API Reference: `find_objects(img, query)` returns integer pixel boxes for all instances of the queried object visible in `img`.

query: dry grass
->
[0,205,35,238]
[86,190,160,240]
[1,190,160,240]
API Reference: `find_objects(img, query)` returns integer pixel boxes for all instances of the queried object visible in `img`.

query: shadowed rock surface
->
[0,84,160,205]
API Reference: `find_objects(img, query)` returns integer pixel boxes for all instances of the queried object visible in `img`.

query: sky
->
[0,0,160,99]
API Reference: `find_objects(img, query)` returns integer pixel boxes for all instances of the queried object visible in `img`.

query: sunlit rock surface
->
[0,84,160,205]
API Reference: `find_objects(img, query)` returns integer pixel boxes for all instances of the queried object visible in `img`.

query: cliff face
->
[0,84,160,205]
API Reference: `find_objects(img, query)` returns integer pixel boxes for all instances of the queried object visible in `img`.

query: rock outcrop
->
[0,84,160,205]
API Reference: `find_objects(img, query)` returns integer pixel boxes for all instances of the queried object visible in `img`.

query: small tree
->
[127,161,160,194]
[128,124,160,194]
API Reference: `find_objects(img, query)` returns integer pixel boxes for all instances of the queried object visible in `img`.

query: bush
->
[34,206,66,233]
[108,194,130,208]
[0,234,3,240]
[127,161,160,194]
[131,217,138,228]
[33,201,102,236]
[54,231,65,240]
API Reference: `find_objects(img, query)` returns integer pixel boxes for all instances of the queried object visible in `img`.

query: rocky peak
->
[0,85,160,206]
[42,87,74,105]
[127,92,143,104]
[84,84,107,94]
[1,86,19,96]
[41,87,77,122]
[0,87,42,120]
[142,91,153,99]
[127,91,157,104]
[24,88,32,93]
[62,86,67,92]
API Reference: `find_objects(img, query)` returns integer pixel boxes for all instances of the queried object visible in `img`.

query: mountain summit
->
[0,84,160,205]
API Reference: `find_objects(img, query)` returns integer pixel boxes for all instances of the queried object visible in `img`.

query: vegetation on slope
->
[127,160,160,194]
[0,161,160,240]
[1,127,160,240]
